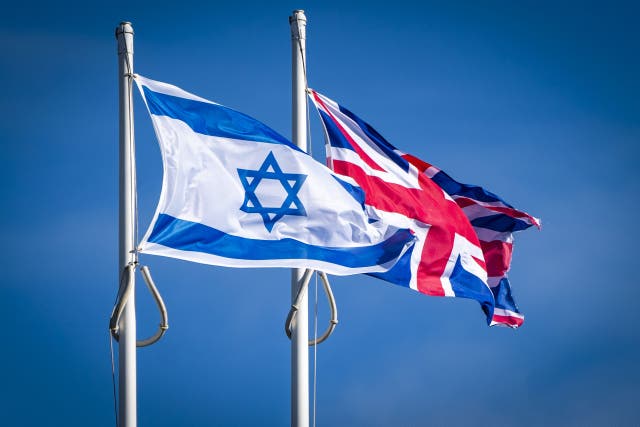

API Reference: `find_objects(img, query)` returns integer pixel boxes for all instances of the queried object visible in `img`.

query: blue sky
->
[1,1,638,425]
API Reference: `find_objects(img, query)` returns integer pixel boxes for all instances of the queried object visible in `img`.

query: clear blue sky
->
[1,1,638,425]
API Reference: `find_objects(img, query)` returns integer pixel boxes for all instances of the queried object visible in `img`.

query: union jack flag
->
[310,90,539,328]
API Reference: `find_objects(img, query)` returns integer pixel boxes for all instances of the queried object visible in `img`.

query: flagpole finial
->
[289,10,307,40]
[116,22,134,55]
[115,21,134,36]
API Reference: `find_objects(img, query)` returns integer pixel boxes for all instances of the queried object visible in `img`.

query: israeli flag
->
[135,75,414,275]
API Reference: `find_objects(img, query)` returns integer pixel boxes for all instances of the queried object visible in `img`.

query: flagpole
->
[116,21,138,427]
[289,10,309,427]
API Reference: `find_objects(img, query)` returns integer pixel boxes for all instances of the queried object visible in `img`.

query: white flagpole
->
[116,21,138,427]
[289,10,309,427]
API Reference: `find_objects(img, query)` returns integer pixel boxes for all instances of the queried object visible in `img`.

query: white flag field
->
[134,75,415,275]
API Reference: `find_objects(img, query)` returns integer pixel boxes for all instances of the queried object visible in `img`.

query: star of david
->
[237,151,308,232]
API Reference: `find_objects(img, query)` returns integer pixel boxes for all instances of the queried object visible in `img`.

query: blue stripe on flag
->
[491,277,521,312]
[147,214,414,268]
[449,256,495,322]
[471,214,531,232]
[332,176,366,208]
[141,86,298,148]
[430,171,509,205]
[318,109,354,151]
[367,244,414,287]
[337,104,410,172]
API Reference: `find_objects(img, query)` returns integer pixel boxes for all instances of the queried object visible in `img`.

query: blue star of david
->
[237,151,308,232]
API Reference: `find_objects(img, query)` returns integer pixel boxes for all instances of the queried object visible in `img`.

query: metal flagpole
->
[116,21,138,427]
[289,10,309,427]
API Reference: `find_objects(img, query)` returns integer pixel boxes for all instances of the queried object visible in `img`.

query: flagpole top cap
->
[289,10,306,23]
[116,22,134,53]
[115,21,134,36]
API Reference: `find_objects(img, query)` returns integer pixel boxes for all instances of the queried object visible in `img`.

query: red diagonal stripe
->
[311,91,386,172]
